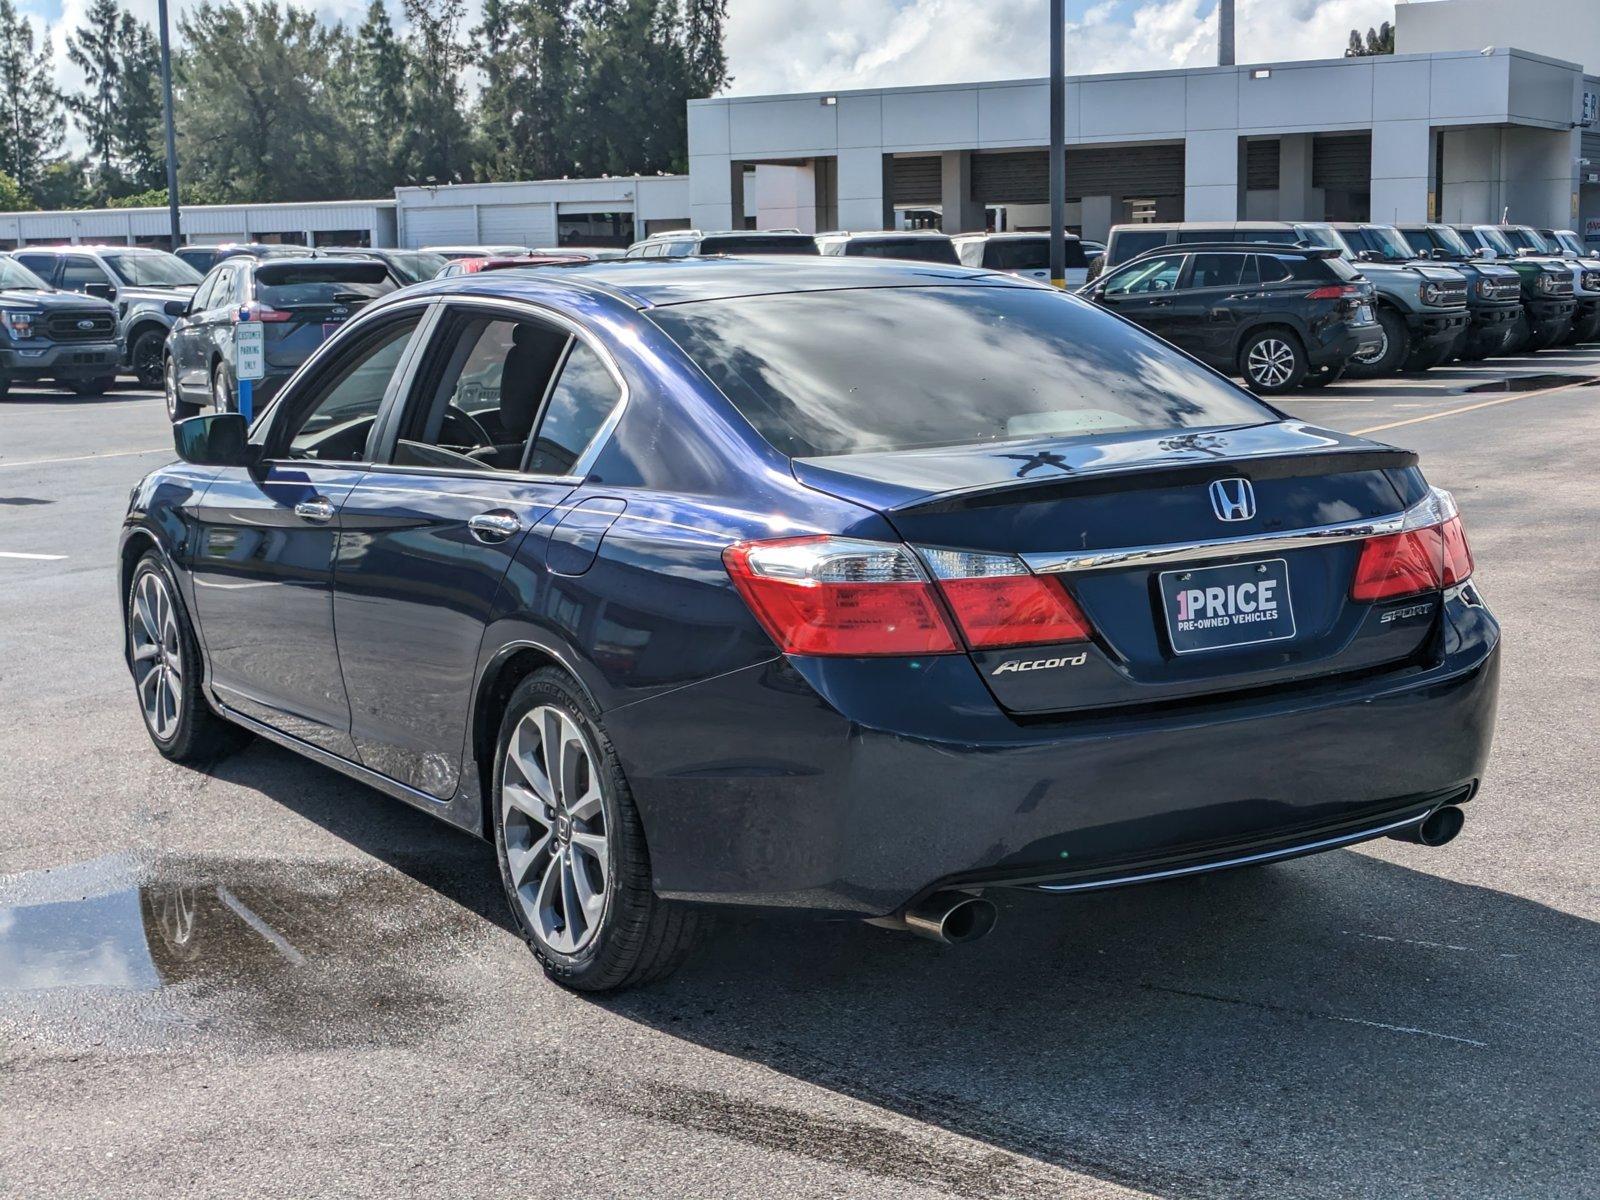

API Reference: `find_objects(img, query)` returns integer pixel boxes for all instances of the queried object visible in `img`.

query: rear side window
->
[983,240,1046,271]
[845,238,959,264]
[651,284,1269,459]
[525,342,623,475]
[1236,229,1299,245]
[1188,254,1244,289]
[1109,230,1167,263]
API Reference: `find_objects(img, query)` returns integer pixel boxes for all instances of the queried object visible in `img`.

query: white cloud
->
[722,0,1398,96]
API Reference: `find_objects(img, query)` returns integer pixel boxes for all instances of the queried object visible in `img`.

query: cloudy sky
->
[19,0,1398,106]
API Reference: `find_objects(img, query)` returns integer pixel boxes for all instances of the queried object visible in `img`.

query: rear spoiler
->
[891,446,1419,516]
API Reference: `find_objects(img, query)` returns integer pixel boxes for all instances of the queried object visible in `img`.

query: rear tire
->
[165,354,197,421]
[1300,363,1345,389]
[69,376,117,396]
[1239,329,1307,395]
[492,668,710,992]
[211,362,234,413]
[1344,307,1409,378]
[127,551,249,764]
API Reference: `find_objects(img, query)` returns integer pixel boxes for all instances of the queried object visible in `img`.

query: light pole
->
[156,0,181,251]
[1049,0,1065,288]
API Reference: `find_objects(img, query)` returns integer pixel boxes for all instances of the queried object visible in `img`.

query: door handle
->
[1148,298,1173,307]
[294,497,335,524]
[468,511,522,543]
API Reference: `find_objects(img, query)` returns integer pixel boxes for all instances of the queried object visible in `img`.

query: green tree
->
[28,158,91,209]
[175,1,359,202]
[476,0,576,179]
[351,0,411,192]
[0,0,67,194]
[113,16,166,192]
[65,0,122,179]
[0,166,30,210]
[399,0,474,183]
[1345,20,1394,57]
[683,0,728,99]
[64,0,163,197]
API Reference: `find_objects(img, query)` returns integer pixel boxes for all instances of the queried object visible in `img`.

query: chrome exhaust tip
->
[868,890,998,945]
[1388,805,1466,848]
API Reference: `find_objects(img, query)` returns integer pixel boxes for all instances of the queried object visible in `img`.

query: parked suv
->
[164,256,395,420]
[0,255,122,397]
[1526,227,1600,344]
[1393,224,1524,360]
[815,230,959,263]
[13,245,201,388]
[951,232,1088,286]
[1103,222,1469,376]
[624,230,819,257]
[174,243,314,274]
[1451,225,1575,352]
[1080,243,1380,393]
[311,247,449,287]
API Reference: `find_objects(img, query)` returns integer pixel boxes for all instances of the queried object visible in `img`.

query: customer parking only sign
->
[235,320,264,419]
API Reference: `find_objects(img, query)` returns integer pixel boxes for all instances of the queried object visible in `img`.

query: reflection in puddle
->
[0,853,498,1049]
[1462,373,1600,394]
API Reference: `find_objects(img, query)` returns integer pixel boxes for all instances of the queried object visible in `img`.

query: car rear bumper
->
[1,341,122,378]
[1309,322,1382,368]
[609,589,1501,917]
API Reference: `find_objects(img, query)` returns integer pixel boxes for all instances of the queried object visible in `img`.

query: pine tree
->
[0,0,67,194]
[65,0,122,179]
[113,17,165,192]
[354,0,410,191]
[683,0,728,98]
[399,0,474,183]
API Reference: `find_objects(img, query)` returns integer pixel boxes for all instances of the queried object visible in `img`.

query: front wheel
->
[211,362,234,413]
[1344,307,1409,378]
[165,355,197,422]
[127,551,248,762]
[131,328,168,389]
[1239,329,1307,394]
[492,668,709,992]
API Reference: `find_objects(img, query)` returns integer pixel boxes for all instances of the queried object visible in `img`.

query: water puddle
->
[0,852,500,1051]
[1461,373,1600,394]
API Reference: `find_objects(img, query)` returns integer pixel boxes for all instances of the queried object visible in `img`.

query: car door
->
[166,271,217,402]
[329,301,626,798]
[187,309,428,756]
[175,266,237,398]
[57,255,117,303]
[1095,253,1188,342]
[1173,252,1250,366]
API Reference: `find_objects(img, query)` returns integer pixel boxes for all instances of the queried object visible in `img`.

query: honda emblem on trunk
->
[1209,477,1256,522]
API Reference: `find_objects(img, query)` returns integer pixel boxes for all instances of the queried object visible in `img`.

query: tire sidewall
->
[1348,307,1408,376]
[492,670,632,983]
[164,354,194,421]
[127,551,204,758]
[132,329,166,388]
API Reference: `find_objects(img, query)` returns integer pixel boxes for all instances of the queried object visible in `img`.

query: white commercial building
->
[393,174,691,249]
[687,2,1600,242]
[0,198,397,250]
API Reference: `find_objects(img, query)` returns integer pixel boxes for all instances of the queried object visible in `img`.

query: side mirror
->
[85,281,116,301]
[173,413,255,467]
[1475,247,1494,260]
[164,298,188,317]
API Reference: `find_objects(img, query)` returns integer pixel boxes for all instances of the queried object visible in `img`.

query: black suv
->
[1080,243,1380,393]
[624,230,819,257]
[0,255,122,397]
[164,256,395,419]
[174,243,314,274]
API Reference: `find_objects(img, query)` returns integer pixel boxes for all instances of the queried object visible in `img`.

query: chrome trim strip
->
[1031,808,1431,894]
[1024,488,1451,576]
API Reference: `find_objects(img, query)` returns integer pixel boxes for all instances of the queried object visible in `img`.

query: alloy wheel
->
[130,570,183,741]
[134,333,165,389]
[212,369,230,413]
[1354,325,1388,365]
[502,705,610,955]
[164,356,181,421]
[1246,338,1296,388]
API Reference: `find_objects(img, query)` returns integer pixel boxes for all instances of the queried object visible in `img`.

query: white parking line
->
[0,447,168,470]
[0,551,66,561]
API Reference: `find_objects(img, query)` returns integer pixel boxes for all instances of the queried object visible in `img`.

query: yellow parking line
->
[1354,377,1595,435]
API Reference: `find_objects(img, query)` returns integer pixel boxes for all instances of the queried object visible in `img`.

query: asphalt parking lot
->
[2,355,1597,1200]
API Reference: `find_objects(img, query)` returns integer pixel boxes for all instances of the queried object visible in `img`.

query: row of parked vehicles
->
[2,220,1592,408]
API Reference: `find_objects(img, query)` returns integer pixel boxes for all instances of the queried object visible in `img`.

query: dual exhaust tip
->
[871,806,1465,946]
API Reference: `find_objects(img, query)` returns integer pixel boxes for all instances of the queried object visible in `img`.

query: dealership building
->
[689,0,1600,241]
[2,0,1597,250]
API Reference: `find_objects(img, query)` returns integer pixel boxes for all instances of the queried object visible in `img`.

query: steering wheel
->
[440,405,493,450]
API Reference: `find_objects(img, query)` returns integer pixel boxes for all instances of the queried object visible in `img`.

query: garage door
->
[971,145,1185,204]
[479,204,557,248]
[892,157,941,205]
[1246,140,1280,190]
[403,205,475,248]
[1313,134,1370,190]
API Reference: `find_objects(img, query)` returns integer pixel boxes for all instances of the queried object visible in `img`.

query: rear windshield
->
[650,284,1270,459]
[1108,230,1167,264]
[844,238,959,264]
[699,236,819,256]
[255,262,393,306]
[984,239,1087,271]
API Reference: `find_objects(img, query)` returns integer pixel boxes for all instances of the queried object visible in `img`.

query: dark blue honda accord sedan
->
[120,256,1500,990]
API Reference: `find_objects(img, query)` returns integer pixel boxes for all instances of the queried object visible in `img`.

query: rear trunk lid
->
[794,421,1439,714]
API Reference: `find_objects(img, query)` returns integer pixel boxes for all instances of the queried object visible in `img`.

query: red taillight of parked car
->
[918,548,1092,648]
[1305,284,1362,300]
[723,537,959,656]
[235,303,291,323]
[723,537,1093,656]
[1351,490,1474,602]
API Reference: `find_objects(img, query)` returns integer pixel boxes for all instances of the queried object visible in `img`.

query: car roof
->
[17,243,164,254]
[816,230,954,240]
[395,255,1009,310]
[1118,241,1334,261]
[950,231,1080,242]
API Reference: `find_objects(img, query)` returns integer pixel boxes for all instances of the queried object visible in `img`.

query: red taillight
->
[236,303,290,323]
[723,537,958,656]
[1351,491,1473,602]
[1306,284,1360,300]
[919,548,1092,648]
